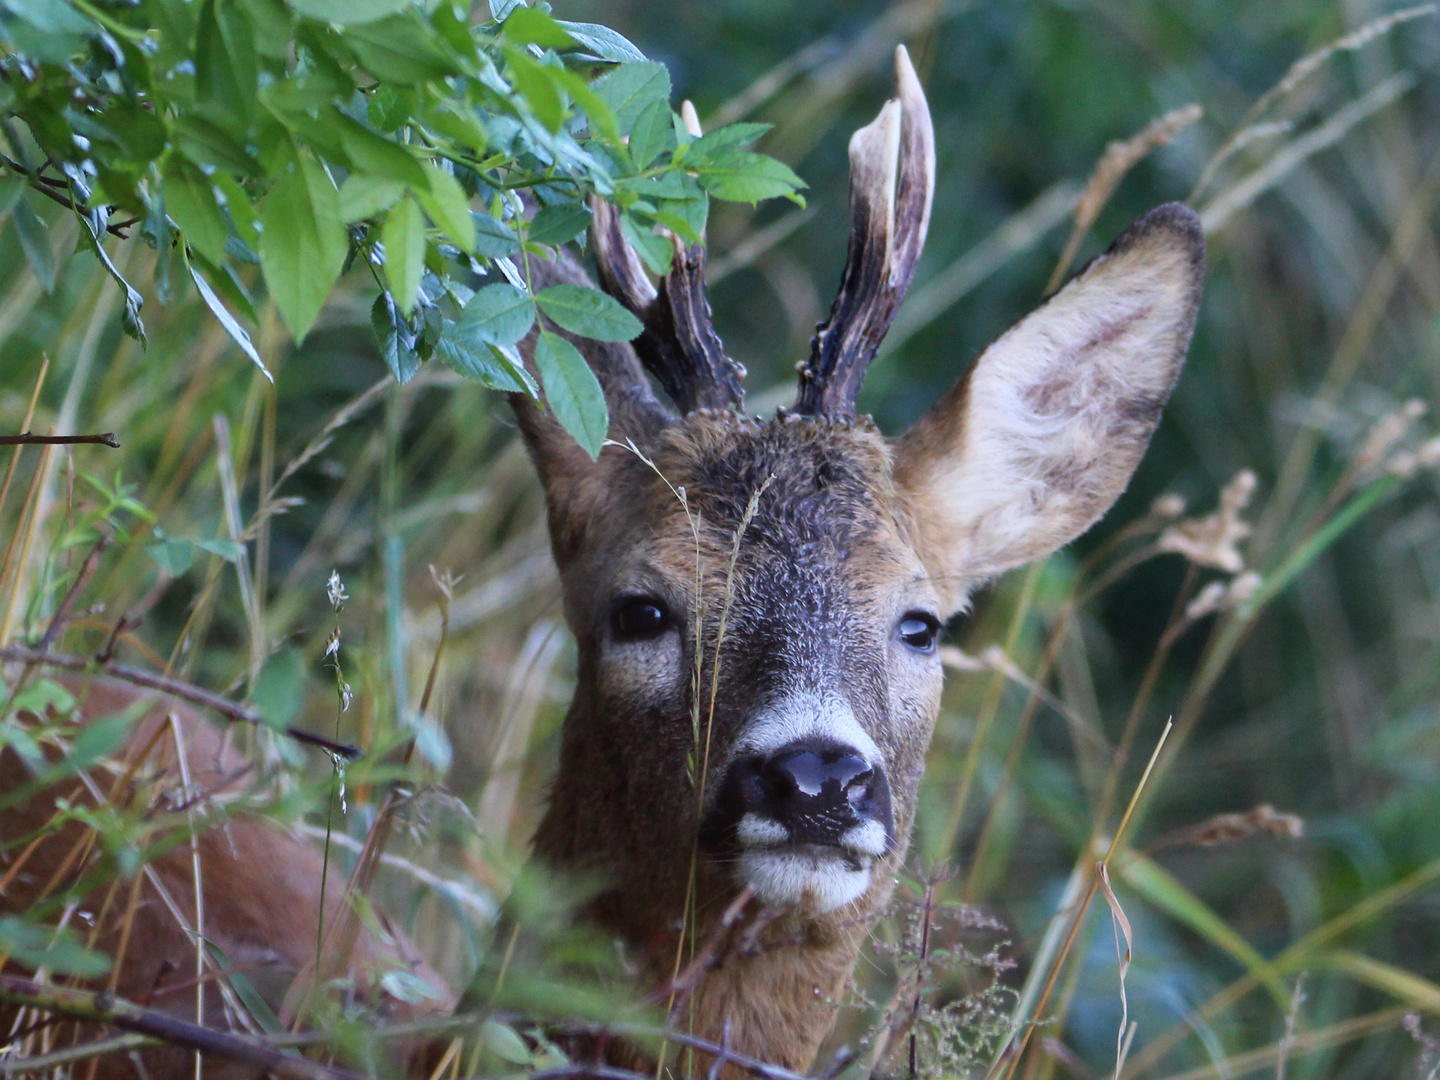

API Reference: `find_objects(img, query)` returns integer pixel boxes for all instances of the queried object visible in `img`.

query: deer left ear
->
[893,203,1205,608]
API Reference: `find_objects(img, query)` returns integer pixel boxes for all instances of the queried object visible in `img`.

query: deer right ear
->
[892,203,1205,609]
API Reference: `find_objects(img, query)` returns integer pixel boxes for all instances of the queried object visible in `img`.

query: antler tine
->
[794,45,935,416]
[587,189,745,415]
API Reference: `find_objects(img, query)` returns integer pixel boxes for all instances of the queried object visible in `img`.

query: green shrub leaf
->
[536,284,642,342]
[535,330,608,459]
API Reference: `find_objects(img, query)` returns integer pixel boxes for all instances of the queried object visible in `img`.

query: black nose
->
[703,741,894,852]
[763,748,872,805]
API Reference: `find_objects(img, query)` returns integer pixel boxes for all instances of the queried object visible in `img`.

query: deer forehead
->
[619,414,931,603]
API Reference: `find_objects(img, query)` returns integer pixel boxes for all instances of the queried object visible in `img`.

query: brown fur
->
[0,677,452,1080]
[514,202,1203,1074]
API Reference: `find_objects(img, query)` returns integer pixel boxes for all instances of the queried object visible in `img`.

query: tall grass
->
[5,1,1440,1077]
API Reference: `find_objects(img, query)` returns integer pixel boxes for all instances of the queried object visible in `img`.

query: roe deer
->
[0,43,1204,1080]
[515,45,1203,1073]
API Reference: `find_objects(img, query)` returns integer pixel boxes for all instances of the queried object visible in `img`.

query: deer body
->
[1,45,1205,1079]
[0,678,452,1080]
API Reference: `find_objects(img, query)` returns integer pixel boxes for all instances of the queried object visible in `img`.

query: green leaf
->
[689,122,773,160]
[507,50,565,133]
[472,211,520,257]
[345,15,456,84]
[147,536,196,577]
[457,282,535,346]
[338,174,405,222]
[696,151,806,204]
[381,197,425,315]
[190,264,271,378]
[481,1019,534,1066]
[371,292,421,383]
[0,0,92,34]
[164,161,229,265]
[251,647,304,730]
[619,213,671,275]
[415,163,475,252]
[628,98,674,170]
[11,195,57,293]
[501,5,574,48]
[336,114,427,186]
[554,20,646,62]
[527,202,591,247]
[535,331,607,459]
[592,61,670,136]
[0,174,24,218]
[434,330,530,393]
[196,0,257,129]
[288,0,412,26]
[259,153,347,343]
[0,918,110,978]
[536,284,641,343]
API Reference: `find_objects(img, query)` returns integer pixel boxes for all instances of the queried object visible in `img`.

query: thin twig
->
[35,531,111,651]
[0,432,119,448]
[0,645,361,759]
[0,1033,154,1075]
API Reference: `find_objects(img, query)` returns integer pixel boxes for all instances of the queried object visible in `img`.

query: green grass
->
[5,2,1440,1078]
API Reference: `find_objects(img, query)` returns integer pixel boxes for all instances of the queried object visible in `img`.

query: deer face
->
[517,47,1204,948]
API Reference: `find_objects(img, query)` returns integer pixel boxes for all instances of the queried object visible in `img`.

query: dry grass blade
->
[1095,864,1133,1080]
[1046,105,1202,293]
[1198,72,1416,234]
[1190,4,1439,200]
[1150,804,1304,853]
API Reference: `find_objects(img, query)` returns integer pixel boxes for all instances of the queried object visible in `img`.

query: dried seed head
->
[327,569,348,612]
[1151,493,1187,519]
[1158,469,1256,572]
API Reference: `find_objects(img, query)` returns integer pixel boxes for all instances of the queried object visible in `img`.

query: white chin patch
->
[737,849,873,912]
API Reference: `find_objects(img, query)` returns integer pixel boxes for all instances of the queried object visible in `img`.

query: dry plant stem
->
[1255,147,1440,553]
[0,355,48,542]
[0,441,52,644]
[1148,1007,1410,1080]
[296,569,451,1019]
[0,645,360,758]
[660,886,756,1019]
[0,432,119,448]
[0,1034,155,1075]
[1045,105,1203,295]
[1189,4,1438,201]
[35,531,111,651]
[0,975,364,1080]
[989,722,1172,1080]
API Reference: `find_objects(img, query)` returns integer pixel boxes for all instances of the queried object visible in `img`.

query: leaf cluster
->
[0,0,805,454]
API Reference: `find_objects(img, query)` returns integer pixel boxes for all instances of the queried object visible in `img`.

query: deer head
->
[511,46,1204,1070]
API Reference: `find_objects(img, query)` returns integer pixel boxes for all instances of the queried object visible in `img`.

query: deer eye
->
[898,612,940,654]
[611,596,672,642]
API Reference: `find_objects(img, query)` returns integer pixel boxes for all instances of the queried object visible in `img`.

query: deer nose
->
[728,742,893,852]
[762,748,872,804]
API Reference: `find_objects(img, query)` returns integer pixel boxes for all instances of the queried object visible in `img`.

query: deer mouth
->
[701,741,895,913]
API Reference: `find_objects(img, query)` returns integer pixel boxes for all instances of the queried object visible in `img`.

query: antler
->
[589,153,745,415]
[794,45,935,416]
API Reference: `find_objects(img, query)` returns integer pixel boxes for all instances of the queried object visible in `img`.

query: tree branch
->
[0,646,361,760]
[0,432,120,448]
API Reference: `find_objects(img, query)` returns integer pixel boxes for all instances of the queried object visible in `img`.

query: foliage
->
[0,0,803,453]
[4,1,1440,1079]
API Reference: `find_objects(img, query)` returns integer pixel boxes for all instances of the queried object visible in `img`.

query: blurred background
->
[4,1,1440,1077]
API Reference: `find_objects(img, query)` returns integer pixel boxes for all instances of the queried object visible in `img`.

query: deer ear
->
[893,203,1204,605]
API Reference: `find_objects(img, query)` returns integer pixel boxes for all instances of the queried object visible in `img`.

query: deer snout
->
[709,741,894,859]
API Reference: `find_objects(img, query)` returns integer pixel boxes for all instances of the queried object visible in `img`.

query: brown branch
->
[36,532,111,651]
[0,646,361,760]
[0,157,136,239]
[0,974,364,1080]
[0,432,120,448]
